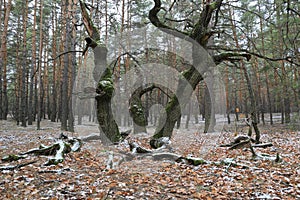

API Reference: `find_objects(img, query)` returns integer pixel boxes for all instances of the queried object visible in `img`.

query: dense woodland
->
[0,0,300,131]
[0,0,299,134]
[0,0,300,199]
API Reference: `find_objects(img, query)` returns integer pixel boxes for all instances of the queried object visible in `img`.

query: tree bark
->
[79,0,121,143]
[37,0,44,130]
[151,66,204,143]
[242,66,260,143]
[28,0,38,125]
[204,84,216,133]
[0,0,12,120]
[67,0,78,132]
[61,0,70,131]
[149,0,224,147]
[228,7,260,143]
[129,87,149,134]
[50,2,58,122]
[20,0,29,127]
[95,65,121,144]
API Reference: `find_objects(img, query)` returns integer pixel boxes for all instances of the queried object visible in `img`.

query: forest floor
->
[0,117,299,199]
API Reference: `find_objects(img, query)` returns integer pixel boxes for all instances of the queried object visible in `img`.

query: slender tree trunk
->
[258,5,273,125]
[0,0,2,38]
[275,1,290,124]
[280,61,291,124]
[225,66,231,124]
[20,0,29,127]
[61,0,70,131]
[293,68,299,111]
[67,0,78,132]
[253,57,263,125]
[28,0,37,125]
[232,68,239,122]
[15,25,21,124]
[43,48,49,119]
[50,4,58,122]
[265,73,273,124]
[242,66,260,143]
[61,28,70,130]
[37,0,44,130]
[105,0,108,44]
[204,79,216,133]
[185,101,191,129]
[229,6,260,143]
[0,0,12,120]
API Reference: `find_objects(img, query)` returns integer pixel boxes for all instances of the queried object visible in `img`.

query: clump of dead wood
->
[0,133,82,170]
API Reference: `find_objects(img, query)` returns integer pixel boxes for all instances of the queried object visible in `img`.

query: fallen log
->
[0,161,37,171]
[80,134,103,142]
[1,154,27,162]
[219,158,250,169]
[252,143,273,148]
[150,137,171,149]
[81,130,131,143]
[129,142,152,153]
[119,139,278,170]
[229,139,252,150]
[43,140,72,166]
[175,157,250,169]
[1,136,82,167]
[220,135,273,149]
[152,152,181,161]
[38,168,72,174]
[253,152,281,162]
[221,135,280,162]
[21,142,71,157]
[176,156,210,165]
[220,135,255,147]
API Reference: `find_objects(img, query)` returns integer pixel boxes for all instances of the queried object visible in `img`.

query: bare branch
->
[213,52,251,65]
[223,2,277,27]
[288,7,300,16]
[31,50,83,79]
[52,50,83,61]
[208,45,300,66]
[165,17,193,23]
[79,0,100,42]
[169,0,176,11]
[148,0,190,40]
[136,83,173,99]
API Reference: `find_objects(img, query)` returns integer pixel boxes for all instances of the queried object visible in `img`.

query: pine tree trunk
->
[229,6,260,143]
[28,1,36,125]
[20,0,29,127]
[67,0,78,132]
[15,32,21,124]
[50,7,58,122]
[61,31,69,130]
[0,0,12,120]
[37,0,43,130]
[185,101,191,129]
[204,85,216,133]
[242,66,260,143]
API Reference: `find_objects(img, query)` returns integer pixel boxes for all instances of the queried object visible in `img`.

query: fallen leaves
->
[0,120,300,199]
